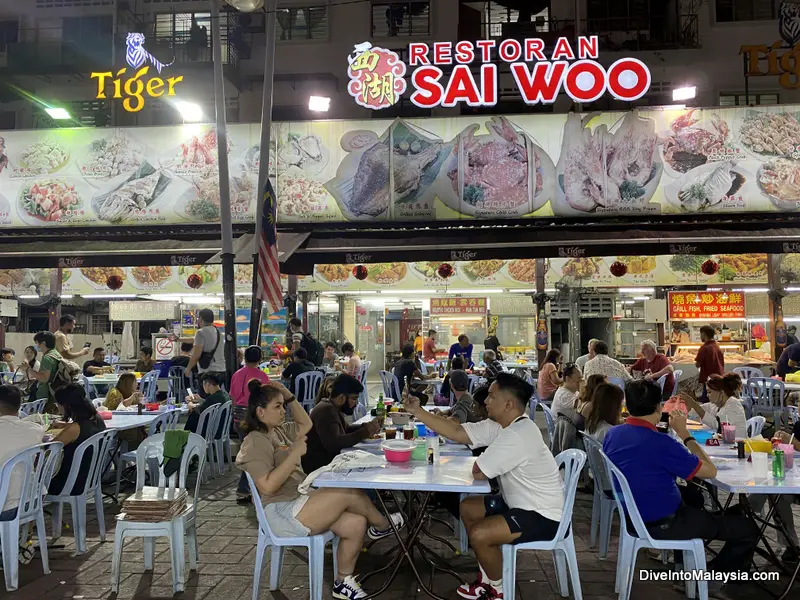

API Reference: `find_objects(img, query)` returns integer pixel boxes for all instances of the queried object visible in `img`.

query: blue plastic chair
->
[47,429,119,554]
[19,399,45,417]
[244,472,339,600]
[0,442,63,591]
[671,369,683,397]
[295,371,324,413]
[600,449,709,600]
[168,366,188,404]
[609,377,625,390]
[733,367,762,418]
[746,415,766,437]
[746,377,786,428]
[581,434,617,559]
[139,370,160,403]
[539,403,556,449]
[501,449,586,600]
[379,370,403,401]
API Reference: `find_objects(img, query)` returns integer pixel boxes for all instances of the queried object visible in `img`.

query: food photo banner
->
[5,103,800,227]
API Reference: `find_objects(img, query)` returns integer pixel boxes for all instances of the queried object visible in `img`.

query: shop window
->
[715,0,777,22]
[486,1,550,38]
[69,100,111,127]
[719,92,780,106]
[372,1,431,37]
[0,20,18,53]
[277,6,328,41]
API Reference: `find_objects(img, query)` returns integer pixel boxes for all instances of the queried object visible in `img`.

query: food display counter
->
[671,342,774,379]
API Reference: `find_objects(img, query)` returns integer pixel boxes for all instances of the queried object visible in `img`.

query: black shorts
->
[484,494,560,545]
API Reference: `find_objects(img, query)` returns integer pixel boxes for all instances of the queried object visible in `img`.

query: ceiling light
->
[45,107,71,120]
[308,96,331,112]
[175,101,204,122]
[619,288,655,294]
[672,86,696,101]
[633,296,650,301]
[82,294,139,299]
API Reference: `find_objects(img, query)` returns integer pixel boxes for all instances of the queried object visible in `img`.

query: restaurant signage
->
[668,291,745,320]
[92,33,182,112]
[740,2,800,89]
[430,297,487,315]
[347,36,651,110]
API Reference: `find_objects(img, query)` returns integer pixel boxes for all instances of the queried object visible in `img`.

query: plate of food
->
[366,263,407,285]
[77,133,147,181]
[161,128,229,179]
[18,178,88,225]
[277,170,333,220]
[506,259,537,283]
[717,254,768,280]
[757,157,800,210]
[235,264,253,286]
[277,132,329,176]
[175,166,254,223]
[18,140,70,175]
[560,258,602,279]
[459,260,505,282]
[129,266,173,289]
[91,162,172,223]
[660,109,733,177]
[411,261,446,281]
[664,161,750,213]
[738,111,800,158]
[315,264,352,284]
[668,254,712,278]
[178,265,220,288]
[617,256,657,275]
[79,267,126,290]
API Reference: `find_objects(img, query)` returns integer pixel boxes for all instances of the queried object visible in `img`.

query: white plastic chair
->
[746,377,786,428]
[139,370,160,403]
[501,449,586,600]
[581,435,617,559]
[19,399,45,416]
[46,428,118,554]
[746,415,766,438]
[295,371,323,413]
[671,369,683,398]
[379,370,403,400]
[91,398,105,409]
[196,404,222,481]
[600,449,708,600]
[212,401,233,475]
[111,432,206,595]
[0,442,63,591]
[244,472,339,600]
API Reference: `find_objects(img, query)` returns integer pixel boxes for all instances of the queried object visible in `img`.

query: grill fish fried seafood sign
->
[346,36,651,110]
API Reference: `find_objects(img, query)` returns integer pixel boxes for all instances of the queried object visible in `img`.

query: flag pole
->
[249,0,278,348]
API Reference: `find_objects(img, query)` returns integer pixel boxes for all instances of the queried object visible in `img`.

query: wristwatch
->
[682,436,696,446]
[285,394,297,404]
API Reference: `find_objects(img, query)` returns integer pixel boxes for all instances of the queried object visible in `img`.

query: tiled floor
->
[3,410,799,600]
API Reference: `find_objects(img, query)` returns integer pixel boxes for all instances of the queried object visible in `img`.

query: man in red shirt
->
[629,340,675,400]
[422,329,442,363]
[695,325,724,398]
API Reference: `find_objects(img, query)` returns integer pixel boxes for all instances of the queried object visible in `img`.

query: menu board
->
[668,291,746,320]
[4,104,800,226]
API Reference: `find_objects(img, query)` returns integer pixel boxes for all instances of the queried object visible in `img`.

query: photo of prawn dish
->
[717,254,768,280]
[555,112,662,216]
[315,264,351,284]
[460,260,505,282]
[506,259,537,283]
[660,109,732,175]
[19,179,85,225]
[616,256,657,275]
[78,133,146,180]
[16,140,69,175]
[163,128,229,176]
[129,266,173,288]
[665,161,749,212]
[561,258,602,279]
[366,263,407,285]
[80,267,126,289]
[739,112,800,157]
[441,116,554,217]
[277,171,332,220]
[757,157,800,209]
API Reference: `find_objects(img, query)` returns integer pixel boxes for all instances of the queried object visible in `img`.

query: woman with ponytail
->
[235,379,405,600]
[680,372,747,439]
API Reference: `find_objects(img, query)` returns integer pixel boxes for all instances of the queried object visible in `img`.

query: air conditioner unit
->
[644,299,667,324]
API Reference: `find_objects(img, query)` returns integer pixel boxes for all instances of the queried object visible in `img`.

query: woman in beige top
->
[236,380,404,600]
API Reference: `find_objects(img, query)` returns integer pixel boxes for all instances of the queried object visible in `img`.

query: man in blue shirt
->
[604,380,758,578]
[448,334,474,369]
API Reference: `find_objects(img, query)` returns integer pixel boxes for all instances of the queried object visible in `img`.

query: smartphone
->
[186,388,193,397]
[83,342,91,348]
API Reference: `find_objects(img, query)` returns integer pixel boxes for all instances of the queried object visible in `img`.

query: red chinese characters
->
[347,43,408,110]
[668,292,745,320]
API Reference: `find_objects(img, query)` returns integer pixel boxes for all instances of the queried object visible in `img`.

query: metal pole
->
[211,0,238,383]
[249,0,278,346]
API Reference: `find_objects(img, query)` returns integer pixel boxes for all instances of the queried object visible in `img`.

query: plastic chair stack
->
[295,371,324,413]
[244,471,339,600]
[379,370,403,400]
[501,449,586,600]
[600,449,709,600]
[111,433,206,594]
[139,370,160,404]
[0,442,63,591]
[46,429,119,554]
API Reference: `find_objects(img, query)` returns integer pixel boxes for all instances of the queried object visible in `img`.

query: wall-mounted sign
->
[91,33,182,112]
[347,36,651,110]
[430,297,487,315]
[667,291,745,320]
[740,1,800,89]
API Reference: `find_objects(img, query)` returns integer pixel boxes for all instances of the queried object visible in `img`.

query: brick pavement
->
[4,423,798,599]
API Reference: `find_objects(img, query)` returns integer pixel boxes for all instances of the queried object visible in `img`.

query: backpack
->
[302,333,324,367]
[49,356,80,396]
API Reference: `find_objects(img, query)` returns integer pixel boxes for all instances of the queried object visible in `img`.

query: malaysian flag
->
[257,179,283,314]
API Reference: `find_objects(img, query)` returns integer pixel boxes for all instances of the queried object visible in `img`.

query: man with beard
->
[302,374,380,473]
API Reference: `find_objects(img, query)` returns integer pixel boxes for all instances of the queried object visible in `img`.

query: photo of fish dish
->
[92,163,171,223]
[661,110,731,175]
[667,162,748,212]
[366,263,407,284]
[555,112,662,215]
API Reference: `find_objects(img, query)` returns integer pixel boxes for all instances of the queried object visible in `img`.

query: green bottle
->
[376,395,386,420]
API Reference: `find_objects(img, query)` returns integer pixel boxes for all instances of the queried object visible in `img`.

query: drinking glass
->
[779,444,795,469]
[752,451,769,478]
[722,425,736,444]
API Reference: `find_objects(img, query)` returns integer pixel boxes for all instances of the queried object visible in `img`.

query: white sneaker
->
[332,575,368,600]
[368,512,405,540]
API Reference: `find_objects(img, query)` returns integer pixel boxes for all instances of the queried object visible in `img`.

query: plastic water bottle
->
[426,429,440,464]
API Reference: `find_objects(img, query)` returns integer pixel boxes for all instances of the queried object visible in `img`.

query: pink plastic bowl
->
[381,440,414,463]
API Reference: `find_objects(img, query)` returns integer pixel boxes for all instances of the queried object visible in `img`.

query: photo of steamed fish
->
[92,163,171,222]
[556,112,662,214]
[673,162,746,212]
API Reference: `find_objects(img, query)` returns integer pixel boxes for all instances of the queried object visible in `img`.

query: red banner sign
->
[668,291,745,320]
[430,297,487,315]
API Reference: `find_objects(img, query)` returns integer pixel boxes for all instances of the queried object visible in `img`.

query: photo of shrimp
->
[506,259,537,283]
[130,266,172,287]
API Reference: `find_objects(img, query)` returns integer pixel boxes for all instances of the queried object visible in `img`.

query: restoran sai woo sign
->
[668,292,745,320]
[346,36,651,110]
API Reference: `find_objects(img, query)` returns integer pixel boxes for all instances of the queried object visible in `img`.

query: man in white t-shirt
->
[404,373,563,600]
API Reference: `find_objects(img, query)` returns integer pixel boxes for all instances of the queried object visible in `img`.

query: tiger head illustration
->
[780,1,800,46]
